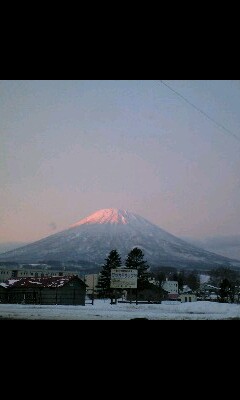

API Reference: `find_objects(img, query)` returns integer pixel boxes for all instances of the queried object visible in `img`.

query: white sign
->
[110,268,138,288]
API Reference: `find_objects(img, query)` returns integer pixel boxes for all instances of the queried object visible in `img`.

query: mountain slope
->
[182,235,240,261]
[0,208,239,270]
[0,242,28,254]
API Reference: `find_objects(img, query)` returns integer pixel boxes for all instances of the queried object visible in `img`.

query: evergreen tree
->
[97,249,122,298]
[219,278,234,303]
[155,271,166,288]
[125,247,150,290]
[186,272,200,292]
[170,271,184,292]
[209,267,239,287]
[177,271,185,292]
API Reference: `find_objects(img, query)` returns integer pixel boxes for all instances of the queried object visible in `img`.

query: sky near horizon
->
[1,80,240,243]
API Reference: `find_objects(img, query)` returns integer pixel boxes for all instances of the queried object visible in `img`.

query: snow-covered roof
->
[180,285,192,293]
[201,283,219,290]
[1,275,86,289]
[0,282,8,288]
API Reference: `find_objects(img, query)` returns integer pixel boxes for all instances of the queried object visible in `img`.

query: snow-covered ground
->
[0,299,240,319]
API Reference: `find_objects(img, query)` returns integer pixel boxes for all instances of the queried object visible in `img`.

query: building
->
[0,275,86,305]
[199,283,219,300]
[162,279,178,294]
[0,269,16,282]
[84,273,100,296]
[162,279,179,300]
[0,267,83,283]
[179,294,197,303]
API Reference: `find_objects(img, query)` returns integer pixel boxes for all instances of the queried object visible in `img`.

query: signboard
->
[110,268,138,289]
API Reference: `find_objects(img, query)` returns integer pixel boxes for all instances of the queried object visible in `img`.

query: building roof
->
[168,293,179,299]
[181,285,192,293]
[0,275,86,289]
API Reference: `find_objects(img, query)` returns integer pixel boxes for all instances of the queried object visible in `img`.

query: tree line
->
[97,248,151,299]
[208,267,240,303]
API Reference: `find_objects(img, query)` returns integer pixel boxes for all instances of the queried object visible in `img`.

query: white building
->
[162,280,178,294]
[84,274,100,295]
[179,294,197,303]
[161,280,179,300]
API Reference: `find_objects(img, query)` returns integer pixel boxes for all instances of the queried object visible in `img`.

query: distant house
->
[162,280,179,300]
[0,275,86,305]
[200,283,219,292]
[199,283,219,300]
[179,294,197,303]
[181,285,192,294]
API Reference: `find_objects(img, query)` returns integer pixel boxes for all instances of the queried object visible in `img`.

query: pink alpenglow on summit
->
[71,208,137,227]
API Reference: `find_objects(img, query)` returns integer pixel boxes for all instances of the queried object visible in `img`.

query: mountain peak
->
[71,208,134,227]
[1,207,239,270]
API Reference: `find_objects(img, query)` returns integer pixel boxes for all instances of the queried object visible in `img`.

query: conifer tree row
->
[97,247,150,297]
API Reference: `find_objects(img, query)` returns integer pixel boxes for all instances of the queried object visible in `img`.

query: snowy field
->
[0,299,240,319]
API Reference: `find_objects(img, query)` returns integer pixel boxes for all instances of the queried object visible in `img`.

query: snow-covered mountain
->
[0,242,28,254]
[182,235,240,261]
[0,208,239,270]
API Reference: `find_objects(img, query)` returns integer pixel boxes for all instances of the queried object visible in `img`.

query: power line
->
[157,80,240,142]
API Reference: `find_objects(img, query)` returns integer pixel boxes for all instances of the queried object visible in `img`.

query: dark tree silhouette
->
[219,278,234,303]
[125,247,150,291]
[97,249,122,300]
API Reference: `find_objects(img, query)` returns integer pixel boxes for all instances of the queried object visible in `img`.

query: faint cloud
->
[49,222,57,230]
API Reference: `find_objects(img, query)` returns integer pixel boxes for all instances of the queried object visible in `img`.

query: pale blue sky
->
[1,80,240,242]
